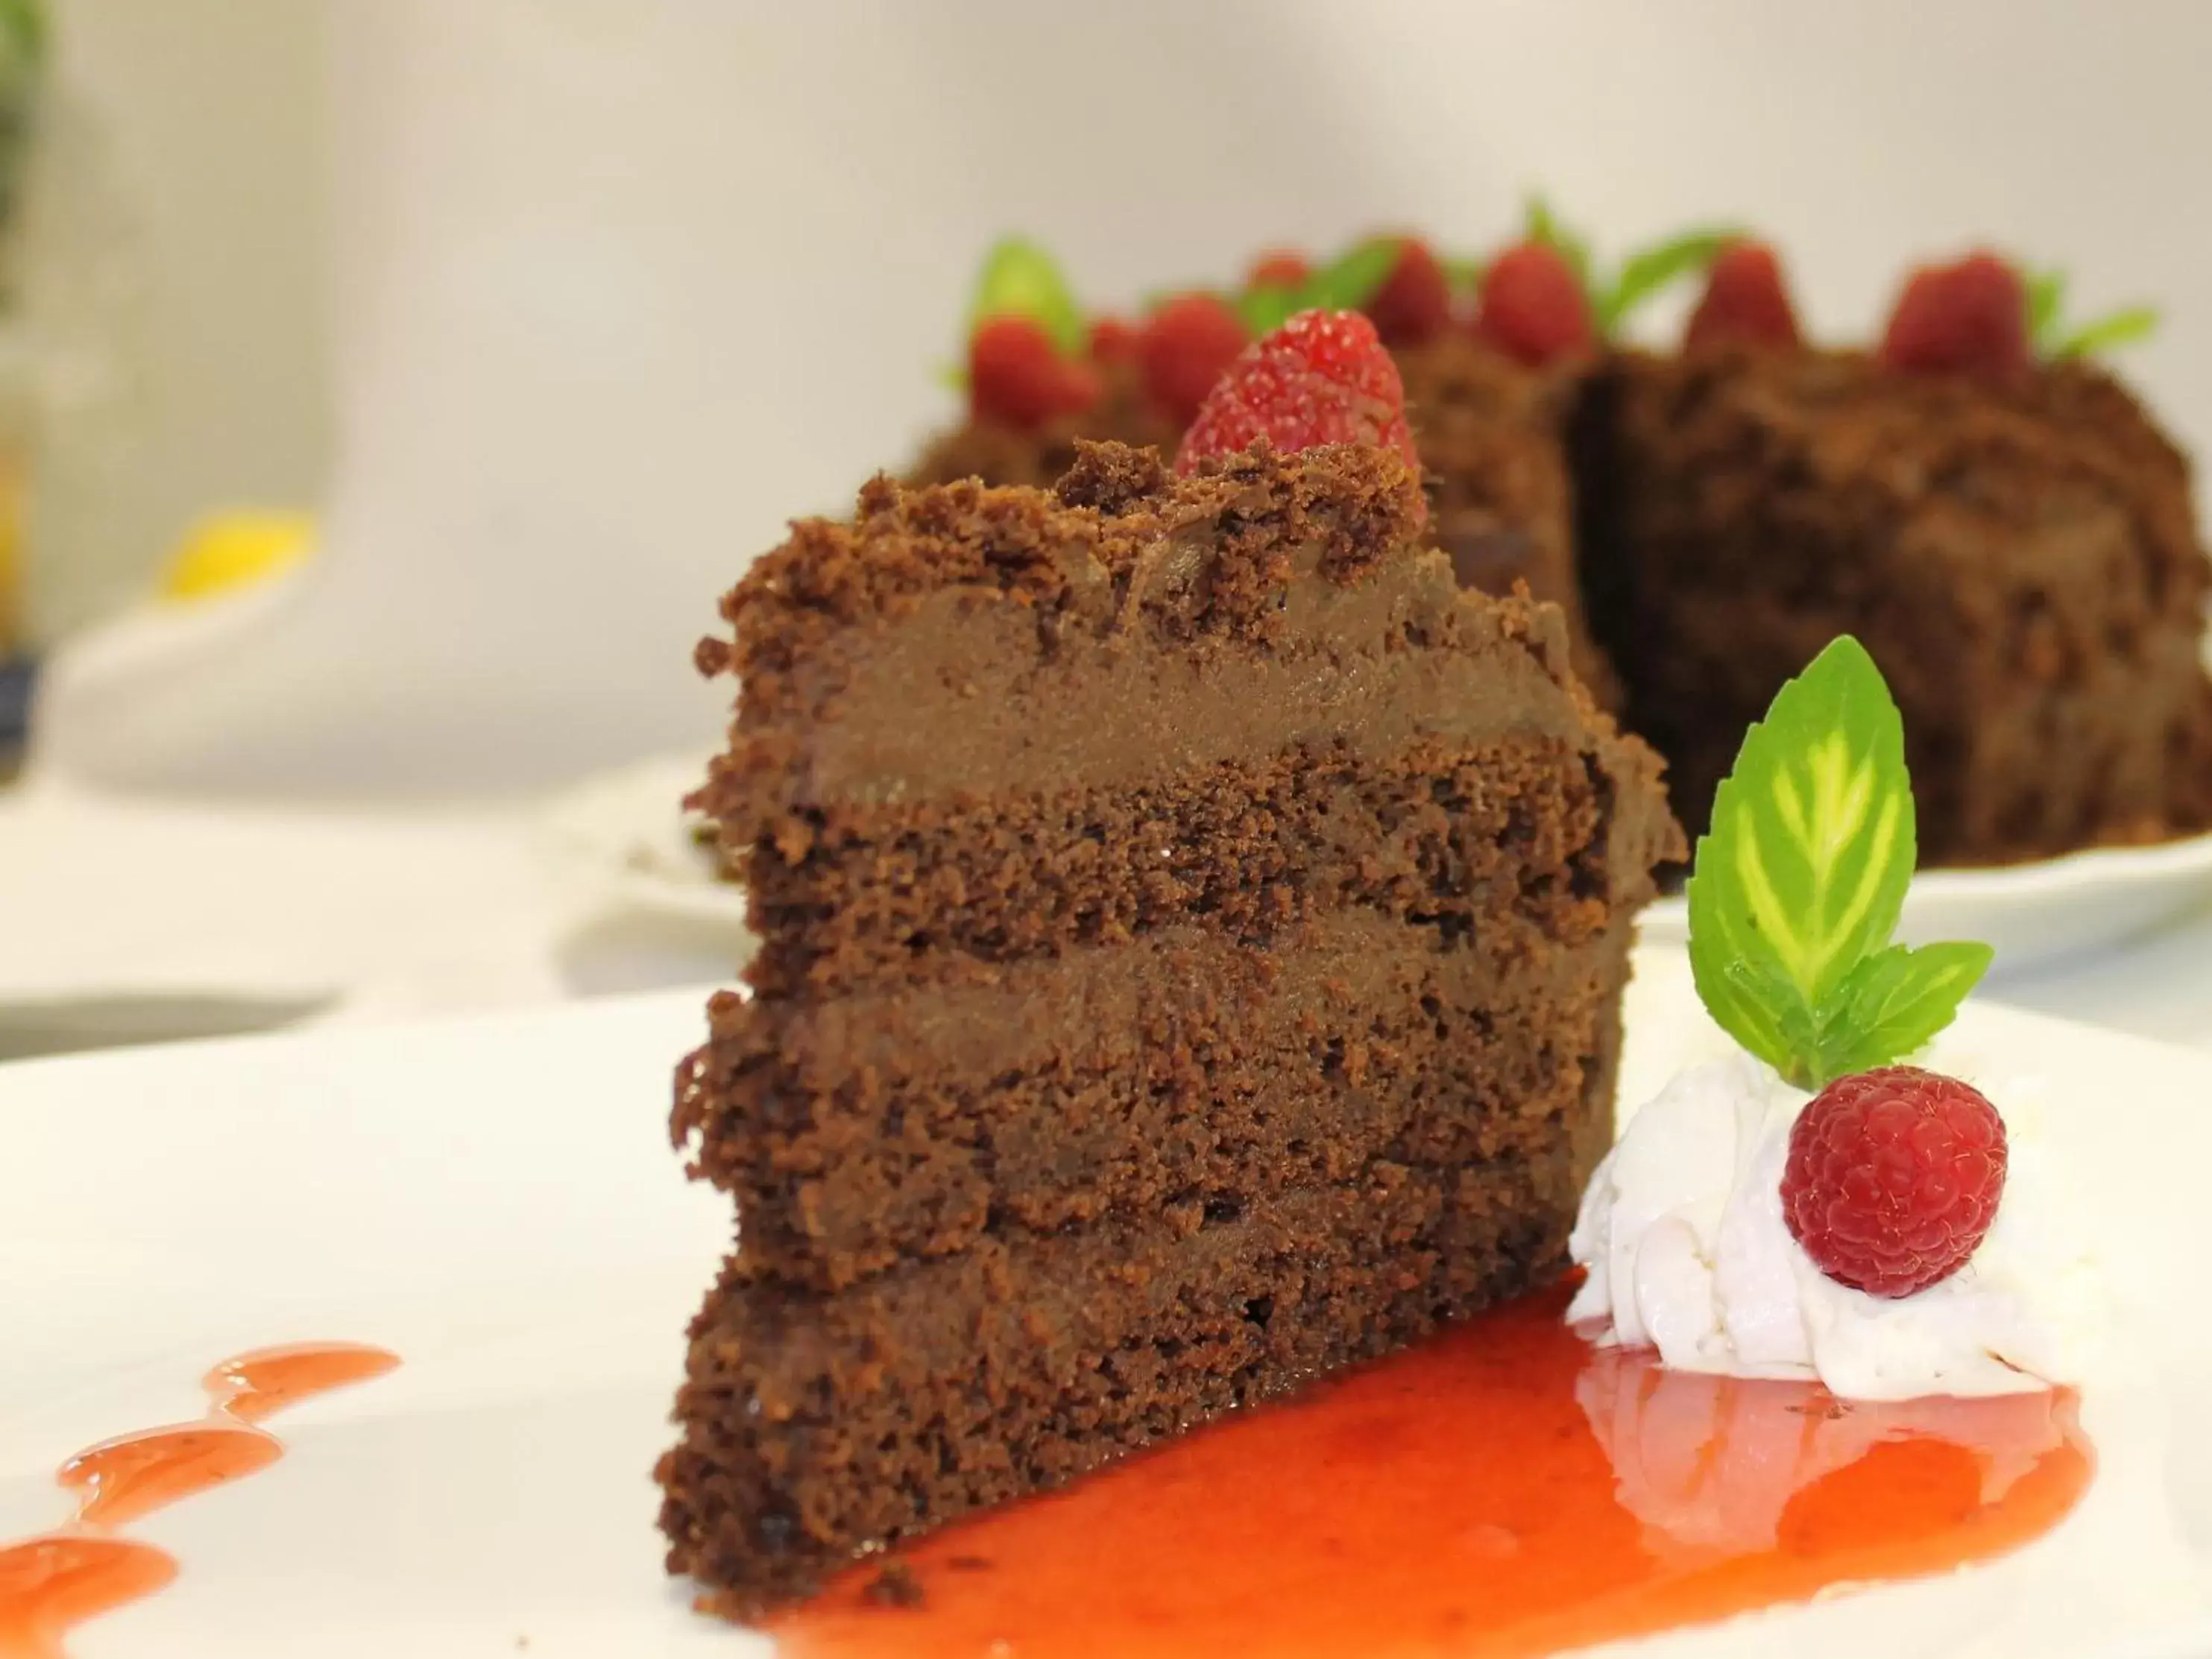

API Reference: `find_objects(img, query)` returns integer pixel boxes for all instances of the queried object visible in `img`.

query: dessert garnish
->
[1132,237,1420,427]
[1683,239,1803,350]
[1877,251,2031,380]
[1685,634,1991,1092]
[1085,313,1138,363]
[1574,635,2102,1395]
[1881,250,2159,379]
[1782,1064,2006,1296]
[1174,309,1419,479]
[2025,264,2161,359]
[1474,196,1740,365]
[1352,235,1455,347]
[957,238,1100,428]
[1243,248,1312,291]
[1469,235,1594,367]
[1135,291,1250,426]
[1226,235,1404,339]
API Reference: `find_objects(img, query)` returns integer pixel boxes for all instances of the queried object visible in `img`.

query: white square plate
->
[4,953,2212,1658]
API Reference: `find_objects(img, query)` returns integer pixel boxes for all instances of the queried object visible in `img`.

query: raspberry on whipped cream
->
[1567,1048,2102,1400]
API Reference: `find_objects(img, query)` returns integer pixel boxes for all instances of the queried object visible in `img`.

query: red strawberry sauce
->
[774,1283,2090,1658]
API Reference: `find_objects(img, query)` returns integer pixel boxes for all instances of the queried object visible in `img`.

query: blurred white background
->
[25,0,2212,790]
[6,0,2212,1049]
[24,0,327,640]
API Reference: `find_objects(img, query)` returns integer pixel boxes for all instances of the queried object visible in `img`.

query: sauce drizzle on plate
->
[0,1343,397,1659]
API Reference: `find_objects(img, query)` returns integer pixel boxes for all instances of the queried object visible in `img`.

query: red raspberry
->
[1685,240,1801,350]
[1176,309,1421,482]
[968,316,1100,429]
[1877,252,2030,382]
[1780,1066,2008,1298]
[1086,315,1139,362]
[1470,241,1595,368]
[1246,249,1312,291]
[1137,292,1251,426]
[1364,237,1455,347]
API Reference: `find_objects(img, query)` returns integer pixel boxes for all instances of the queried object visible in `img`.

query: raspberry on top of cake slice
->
[1569,637,2103,1400]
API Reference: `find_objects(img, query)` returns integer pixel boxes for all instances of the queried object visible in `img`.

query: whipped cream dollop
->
[1568,1049,2102,1400]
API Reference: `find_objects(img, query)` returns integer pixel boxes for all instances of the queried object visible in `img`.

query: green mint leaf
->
[1686,635,1997,1086]
[1301,236,1404,313]
[968,237,1085,356]
[1817,942,1994,1077]
[1523,195,1594,298]
[1598,227,1741,334]
[1236,283,1303,337]
[2024,267,2068,355]
[1686,636,1929,1088]
[2054,303,2161,359]
[1689,635,1915,1008]
[0,0,43,70]
[1718,956,1820,1083]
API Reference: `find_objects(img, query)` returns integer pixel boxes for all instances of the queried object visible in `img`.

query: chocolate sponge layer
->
[663,441,1678,1615]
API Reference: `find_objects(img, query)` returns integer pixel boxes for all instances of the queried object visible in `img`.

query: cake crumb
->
[862,1563,925,1608]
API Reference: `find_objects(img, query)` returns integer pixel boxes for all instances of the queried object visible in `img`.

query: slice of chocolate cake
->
[1576,342,2212,863]
[660,435,1680,1615]
[909,356,1178,493]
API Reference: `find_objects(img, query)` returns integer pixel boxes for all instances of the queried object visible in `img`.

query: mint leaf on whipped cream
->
[1685,635,1993,1089]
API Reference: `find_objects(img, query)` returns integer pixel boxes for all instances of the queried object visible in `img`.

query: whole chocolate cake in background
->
[660,314,1682,1614]
[913,212,2212,868]
[1579,252,2212,861]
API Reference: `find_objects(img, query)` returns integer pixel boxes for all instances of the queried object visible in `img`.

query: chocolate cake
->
[1394,332,1617,705]
[913,232,2212,870]
[658,438,1680,1614]
[912,333,1619,702]
[1577,346,2212,860]
[910,356,1176,492]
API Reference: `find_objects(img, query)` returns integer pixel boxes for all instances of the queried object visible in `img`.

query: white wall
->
[32,0,2212,793]
[22,0,330,640]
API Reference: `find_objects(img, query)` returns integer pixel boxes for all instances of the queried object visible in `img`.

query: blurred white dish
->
[4,964,2212,1655]
[543,752,742,922]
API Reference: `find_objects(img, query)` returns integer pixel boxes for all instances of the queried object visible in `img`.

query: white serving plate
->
[546,753,2212,975]
[5,960,2212,1658]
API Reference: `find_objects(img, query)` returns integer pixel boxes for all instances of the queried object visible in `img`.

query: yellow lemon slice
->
[160,511,314,603]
